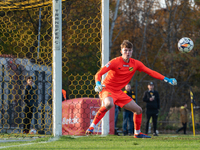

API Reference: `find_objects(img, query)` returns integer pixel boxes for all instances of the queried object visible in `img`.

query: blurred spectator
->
[176,103,188,134]
[114,105,121,135]
[47,88,69,133]
[143,82,160,136]
[48,88,69,106]
[62,89,68,101]
[23,76,37,134]
[123,83,135,136]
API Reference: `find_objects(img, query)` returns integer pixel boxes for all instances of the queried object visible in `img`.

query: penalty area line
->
[0,137,60,149]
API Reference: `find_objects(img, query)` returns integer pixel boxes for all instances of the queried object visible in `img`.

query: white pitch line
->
[0,142,35,149]
[0,137,59,149]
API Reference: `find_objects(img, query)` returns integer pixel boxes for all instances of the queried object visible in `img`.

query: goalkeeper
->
[86,40,177,138]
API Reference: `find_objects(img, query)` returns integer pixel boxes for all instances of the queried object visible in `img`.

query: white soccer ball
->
[29,129,37,134]
[178,37,194,53]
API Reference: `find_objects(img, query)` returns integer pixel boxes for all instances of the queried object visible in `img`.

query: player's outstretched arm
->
[163,77,177,86]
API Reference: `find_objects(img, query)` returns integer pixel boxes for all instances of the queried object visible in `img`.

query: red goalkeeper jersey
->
[95,56,165,91]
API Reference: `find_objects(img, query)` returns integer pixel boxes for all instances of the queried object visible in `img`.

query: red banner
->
[62,98,115,135]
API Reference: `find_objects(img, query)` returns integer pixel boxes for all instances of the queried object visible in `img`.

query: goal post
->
[101,0,110,135]
[52,0,62,137]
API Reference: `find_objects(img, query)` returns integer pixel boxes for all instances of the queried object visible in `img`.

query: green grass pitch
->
[0,134,200,150]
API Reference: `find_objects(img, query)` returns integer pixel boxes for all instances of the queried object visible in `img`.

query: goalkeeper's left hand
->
[94,81,105,92]
[163,77,177,86]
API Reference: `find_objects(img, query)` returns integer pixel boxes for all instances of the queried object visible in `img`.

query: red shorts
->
[99,88,133,108]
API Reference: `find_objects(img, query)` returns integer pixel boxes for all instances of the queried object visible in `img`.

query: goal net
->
[0,0,103,137]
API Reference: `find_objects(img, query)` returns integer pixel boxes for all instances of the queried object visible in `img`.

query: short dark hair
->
[26,76,33,80]
[120,40,133,49]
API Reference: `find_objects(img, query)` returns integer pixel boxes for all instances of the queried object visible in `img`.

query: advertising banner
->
[62,98,114,135]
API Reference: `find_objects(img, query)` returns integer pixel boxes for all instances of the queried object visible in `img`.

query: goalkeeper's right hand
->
[95,81,104,92]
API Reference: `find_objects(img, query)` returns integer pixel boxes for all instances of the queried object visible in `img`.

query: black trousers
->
[177,123,187,134]
[145,113,158,134]
[23,106,34,132]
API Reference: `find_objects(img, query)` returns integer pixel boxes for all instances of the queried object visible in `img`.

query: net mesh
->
[0,0,101,136]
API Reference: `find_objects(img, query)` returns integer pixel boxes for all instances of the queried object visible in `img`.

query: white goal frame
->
[101,0,109,135]
[52,0,62,137]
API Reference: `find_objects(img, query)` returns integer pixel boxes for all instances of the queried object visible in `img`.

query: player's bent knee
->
[135,107,142,114]
[104,101,114,110]
[105,103,114,110]
[104,97,114,110]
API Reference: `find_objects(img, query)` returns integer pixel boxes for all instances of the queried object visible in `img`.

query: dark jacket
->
[124,90,135,101]
[143,90,160,114]
[24,85,37,106]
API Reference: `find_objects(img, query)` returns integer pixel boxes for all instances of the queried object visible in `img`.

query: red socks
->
[93,106,108,125]
[134,113,142,131]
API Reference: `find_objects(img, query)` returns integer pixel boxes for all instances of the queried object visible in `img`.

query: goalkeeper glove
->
[163,77,177,86]
[95,81,104,92]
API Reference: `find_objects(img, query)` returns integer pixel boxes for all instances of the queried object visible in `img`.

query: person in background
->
[143,82,160,136]
[48,88,69,106]
[85,40,177,138]
[176,103,188,134]
[47,88,69,133]
[123,83,135,136]
[62,89,69,101]
[23,76,37,134]
[114,105,121,135]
